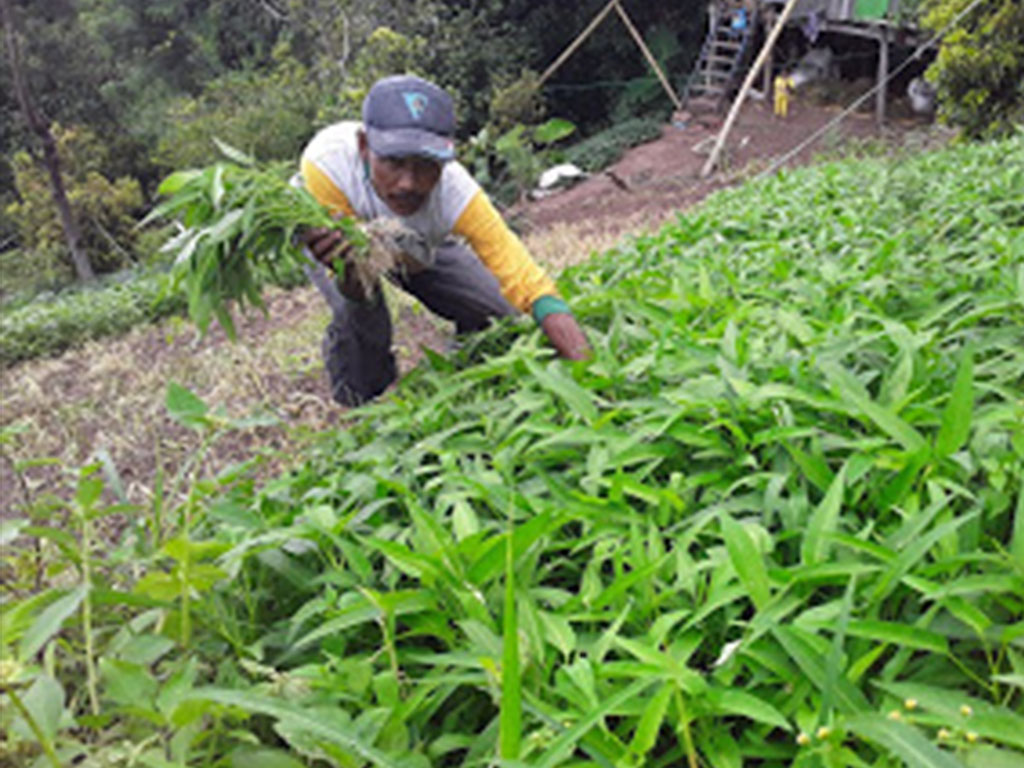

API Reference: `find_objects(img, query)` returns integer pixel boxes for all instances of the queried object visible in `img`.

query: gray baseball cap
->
[362,75,456,162]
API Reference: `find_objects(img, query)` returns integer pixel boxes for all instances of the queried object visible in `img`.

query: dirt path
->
[516,95,939,232]
[0,98,942,519]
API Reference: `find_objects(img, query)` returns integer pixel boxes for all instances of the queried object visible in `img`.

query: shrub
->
[154,46,324,171]
[0,270,182,366]
[0,258,307,366]
[922,0,1024,139]
[5,124,145,280]
[564,117,664,171]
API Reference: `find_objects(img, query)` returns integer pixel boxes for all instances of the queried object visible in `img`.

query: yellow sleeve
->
[300,158,356,218]
[453,190,559,313]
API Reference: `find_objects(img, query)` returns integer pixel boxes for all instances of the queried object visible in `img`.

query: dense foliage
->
[2,0,707,289]
[3,136,1022,766]
[563,118,666,173]
[923,0,1024,139]
[0,270,182,366]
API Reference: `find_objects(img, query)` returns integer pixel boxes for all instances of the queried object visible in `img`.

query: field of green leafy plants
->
[2,134,1022,767]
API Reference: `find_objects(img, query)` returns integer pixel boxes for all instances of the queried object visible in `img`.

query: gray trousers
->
[307,239,517,406]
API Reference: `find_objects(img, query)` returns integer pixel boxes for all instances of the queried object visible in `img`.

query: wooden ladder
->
[684,3,758,115]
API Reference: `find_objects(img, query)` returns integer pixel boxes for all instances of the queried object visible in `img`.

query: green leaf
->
[12,674,66,744]
[500,514,522,761]
[845,620,949,654]
[629,682,673,757]
[1012,489,1023,568]
[19,584,88,661]
[538,611,576,660]
[533,118,576,145]
[534,679,653,768]
[844,714,963,768]
[802,464,846,565]
[772,626,870,713]
[934,343,973,460]
[0,518,27,546]
[213,137,255,166]
[186,688,401,768]
[707,686,791,731]
[156,169,201,196]
[100,658,159,710]
[820,361,927,453]
[524,358,599,423]
[966,746,1024,768]
[228,749,308,768]
[720,513,771,610]
[165,382,209,429]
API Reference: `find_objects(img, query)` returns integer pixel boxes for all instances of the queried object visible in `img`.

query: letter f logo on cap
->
[403,92,428,121]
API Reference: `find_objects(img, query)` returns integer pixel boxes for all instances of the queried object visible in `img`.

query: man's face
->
[358,132,442,216]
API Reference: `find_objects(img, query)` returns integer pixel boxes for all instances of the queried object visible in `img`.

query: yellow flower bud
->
[904,698,918,710]
[937,728,952,740]
[0,658,19,683]
[887,709,902,721]
[796,732,811,746]
[960,704,973,717]
[966,731,978,743]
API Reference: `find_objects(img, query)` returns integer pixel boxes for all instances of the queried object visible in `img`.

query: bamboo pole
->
[876,24,889,127]
[539,0,618,86]
[613,0,684,111]
[700,0,801,178]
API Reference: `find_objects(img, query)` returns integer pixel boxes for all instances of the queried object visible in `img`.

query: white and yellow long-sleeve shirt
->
[299,121,560,315]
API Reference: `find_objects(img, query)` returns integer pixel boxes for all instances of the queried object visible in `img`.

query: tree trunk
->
[1,0,94,281]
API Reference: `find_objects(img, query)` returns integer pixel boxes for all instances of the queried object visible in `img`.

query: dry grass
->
[523,209,677,274]
[0,214,656,519]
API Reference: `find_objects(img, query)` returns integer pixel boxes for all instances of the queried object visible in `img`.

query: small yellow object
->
[797,732,811,746]
[816,726,831,739]
[0,658,20,683]
[966,731,979,743]
[960,704,973,717]
[773,75,794,118]
[887,709,902,721]
[937,728,952,740]
[904,698,918,710]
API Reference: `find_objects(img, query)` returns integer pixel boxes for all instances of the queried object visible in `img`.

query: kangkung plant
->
[142,140,380,340]
[3,134,1022,766]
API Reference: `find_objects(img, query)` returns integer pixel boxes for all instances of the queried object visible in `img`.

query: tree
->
[922,0,1024,139]
[1,0,94,280]
[6,124,144,278]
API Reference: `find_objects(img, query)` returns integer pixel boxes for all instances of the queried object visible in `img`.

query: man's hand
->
[300,227,376,302]
[541,313,591,361]
[300,227,352,270]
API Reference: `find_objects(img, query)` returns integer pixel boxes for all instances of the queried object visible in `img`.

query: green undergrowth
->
[3,134,1023,766]
[563,118,665,173]
[0,260,309,368]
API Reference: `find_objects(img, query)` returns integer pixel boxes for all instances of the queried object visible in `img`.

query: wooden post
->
[539,0,618,86]
[762,9,776,97]
[701,0,801,178]
[876,24,889,126]
[613,0,684,111]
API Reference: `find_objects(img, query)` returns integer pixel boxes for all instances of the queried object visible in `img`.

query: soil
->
[514,92,938,234]
[0,96,941,523]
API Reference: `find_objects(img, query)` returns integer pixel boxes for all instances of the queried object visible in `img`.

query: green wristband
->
[531,295,571,325]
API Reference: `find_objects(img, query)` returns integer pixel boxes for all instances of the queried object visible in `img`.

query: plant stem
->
[79,511,100,717]
[673,687,699,768]
[5,685,63,768]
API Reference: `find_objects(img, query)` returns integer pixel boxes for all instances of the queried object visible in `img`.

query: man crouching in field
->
[298,74,590,406]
